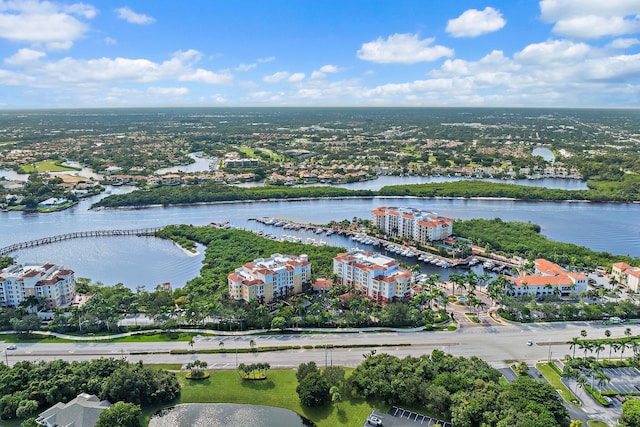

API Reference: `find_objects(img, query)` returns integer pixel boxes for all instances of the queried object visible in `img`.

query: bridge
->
[0,227,164,256]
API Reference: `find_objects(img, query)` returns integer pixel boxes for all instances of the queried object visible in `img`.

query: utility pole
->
[548,339,552,363]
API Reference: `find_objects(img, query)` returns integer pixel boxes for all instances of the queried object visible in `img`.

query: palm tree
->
[576,375,587,398]
[569,337,581,359]
[594,343,605,362]
[625,327,632,338]
[249,339,257,352]
[605,330,612,360]
[580,330,588,339]
[595,371,611,391]
[612,342,622,361]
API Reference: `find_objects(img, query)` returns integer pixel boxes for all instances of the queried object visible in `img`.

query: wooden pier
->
[0,227,164,256]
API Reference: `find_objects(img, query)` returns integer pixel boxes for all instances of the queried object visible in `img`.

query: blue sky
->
[1,0,640,108]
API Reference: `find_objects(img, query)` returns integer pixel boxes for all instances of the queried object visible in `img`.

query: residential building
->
[506,259,588,297]
[0,263,75,308]
[372,206,453,245]
[228,254,311,303]
[224,158,261,168]
[612,262,640,291]
[36,393,111,427]
[333,248,413,303]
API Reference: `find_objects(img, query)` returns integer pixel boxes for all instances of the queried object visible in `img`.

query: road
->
[2,320,634,369]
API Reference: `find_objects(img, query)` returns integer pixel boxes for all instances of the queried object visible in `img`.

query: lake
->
[149,403,313,427]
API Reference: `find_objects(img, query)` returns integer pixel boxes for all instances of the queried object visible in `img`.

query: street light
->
[548,339,552,363]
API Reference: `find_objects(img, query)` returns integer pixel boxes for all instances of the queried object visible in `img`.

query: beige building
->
[0,263,75,308]
[228,254,311,303]
[507,259,589,297]
[612,262,640,291]
[333,248,413,304]
[372,206,453,244]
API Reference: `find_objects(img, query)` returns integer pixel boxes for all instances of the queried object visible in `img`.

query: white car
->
[526,340,533,346]
[6,344,17,350]
[367,415,383,426]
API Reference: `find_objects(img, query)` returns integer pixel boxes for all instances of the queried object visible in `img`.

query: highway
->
[2,320,635,369]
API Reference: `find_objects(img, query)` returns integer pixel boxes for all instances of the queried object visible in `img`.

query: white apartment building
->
[228,254,311,303]
[0,263,76,308]
[372,206,453,244]
[333,248,413,303]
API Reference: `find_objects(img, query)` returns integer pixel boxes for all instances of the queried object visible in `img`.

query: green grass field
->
[142,369,377,427]
[536,362,581,407]
[19,160,79,173]
[588,420,609,427]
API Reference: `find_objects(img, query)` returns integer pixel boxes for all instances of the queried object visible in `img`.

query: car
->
[526,340,533,346]
[6,345,17,350]
[367,415,383,426]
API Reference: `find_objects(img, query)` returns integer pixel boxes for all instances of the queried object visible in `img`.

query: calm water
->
[0,178,638,289]
[149,404,313,427]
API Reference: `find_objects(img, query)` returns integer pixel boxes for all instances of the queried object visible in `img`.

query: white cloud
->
[540,0,640,38]
[235,63,256,72]
[357,33,453,64]
[263,71,289,83]
[446,7,506,38]
[515,39,591,64]
[288,72,305,82]
[608,38,640,49]
[1,49,232,87]
[0,0,96,50]
[258,56,275,63]
[5,48,46,65]
[115,6,155,25]
[147,86,189,96]
[104,37,117,46]
[319,64,339,73]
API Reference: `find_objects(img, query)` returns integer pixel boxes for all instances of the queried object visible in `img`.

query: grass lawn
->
[588,421,609,427]
[2,331,206,344]
[19,160,79,173]
[141,369,377,427]
[536,362,581,407]
[144,363,183,370]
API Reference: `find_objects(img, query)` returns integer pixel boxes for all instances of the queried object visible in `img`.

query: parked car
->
[526,340,533,346]
[367,415,383,426]
[6,344,17,350]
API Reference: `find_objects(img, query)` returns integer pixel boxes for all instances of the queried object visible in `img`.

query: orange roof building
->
[0,263,76,308]
[372,206,452,244]
[506,258,588,297]
[333,248,412,304]
[228,253,311,303]
[612,262,640,291]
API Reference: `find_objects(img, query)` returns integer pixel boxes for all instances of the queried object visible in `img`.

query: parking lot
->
[362,408,451,427]
[601,367,640,393]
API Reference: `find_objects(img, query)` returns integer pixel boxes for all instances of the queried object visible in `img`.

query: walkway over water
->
[0,227,164,256]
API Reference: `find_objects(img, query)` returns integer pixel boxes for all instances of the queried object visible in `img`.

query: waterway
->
[148,403,312,427]
[0,179,638,290]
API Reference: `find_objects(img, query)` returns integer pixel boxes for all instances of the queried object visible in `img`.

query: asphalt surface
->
[2,320,637,369]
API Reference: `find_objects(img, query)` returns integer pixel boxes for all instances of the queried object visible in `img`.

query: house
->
[0,263,75,308]
[612,262,640,291]
[36,393,111,427]
[333,248,412,304]
[372,206,453,244]
[38,197,69,208]
[312,278,333,293]
[228,254,311,303]
[506,259,588,297]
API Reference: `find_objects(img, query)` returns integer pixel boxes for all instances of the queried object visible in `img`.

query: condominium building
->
[612,262,640,291]
[372,206,453,244]
[506,259,588,297]
[333,248,413,303]
[0,263,76,308]
[228,254,311,303]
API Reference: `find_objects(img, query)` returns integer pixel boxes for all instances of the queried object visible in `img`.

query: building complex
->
[0,263,75,308]
[506,259,588,297]
[228,254,311,303]
[333,248,413,303]
[372,206,453,245]
[612,262,640,292]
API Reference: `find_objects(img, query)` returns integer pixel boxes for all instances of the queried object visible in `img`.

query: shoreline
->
[91,194,640,212]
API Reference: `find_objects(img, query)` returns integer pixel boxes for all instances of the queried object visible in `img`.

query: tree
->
[296,371,330,407]
[622,399,640,427]
[270,316,287,330]
[569,337,581,359]
[330,385,342,408]
[95,402,142,427]
[296,361,319,382]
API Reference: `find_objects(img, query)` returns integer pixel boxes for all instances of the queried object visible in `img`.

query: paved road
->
[2,320,636,369]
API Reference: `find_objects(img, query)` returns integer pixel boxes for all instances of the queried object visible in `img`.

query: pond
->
[149,403,314,427]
